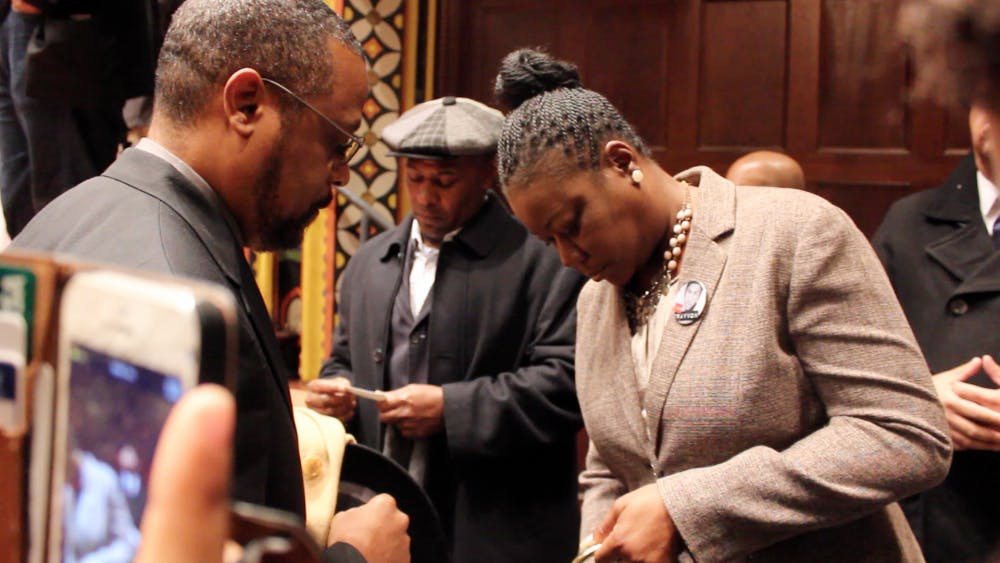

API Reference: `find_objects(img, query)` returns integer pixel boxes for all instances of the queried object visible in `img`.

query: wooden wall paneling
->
[661,0,701,169]
[435,0,464,97]
[818,0,906,150]
[587,1,674,148]
[434,0,968,234]
[699,0,788,150]
[805,0,958,233]
[473,1,567,102]
[787,0,821,155]
[436,0,569,102]
[813,180,913,236]
[945,104,973,154]
[910,102,948,159]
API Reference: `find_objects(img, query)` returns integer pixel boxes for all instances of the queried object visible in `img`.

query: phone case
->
[46,266,238,563]
[0,254,239,563]
[0,252,60,563]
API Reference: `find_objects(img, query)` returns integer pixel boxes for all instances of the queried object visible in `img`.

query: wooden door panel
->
[813,180,913,236]
[818,0,906,150]
[700,0,788,149]
[437,0,967,238]
[585,3,675,147]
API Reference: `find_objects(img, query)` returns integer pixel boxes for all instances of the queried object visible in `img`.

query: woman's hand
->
[593,483,683,563]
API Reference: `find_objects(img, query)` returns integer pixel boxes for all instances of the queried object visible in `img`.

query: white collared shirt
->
[408,220,441,317]
[977,170,1000,236]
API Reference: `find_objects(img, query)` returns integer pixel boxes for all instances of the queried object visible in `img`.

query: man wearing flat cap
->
[307,97,586,562]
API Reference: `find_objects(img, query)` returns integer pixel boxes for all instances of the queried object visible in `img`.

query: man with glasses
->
[306,96,587,562]
[12,1,409,560]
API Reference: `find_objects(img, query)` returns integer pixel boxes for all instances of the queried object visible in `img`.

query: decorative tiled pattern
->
[290,0,407,379]
[337,0,404,256]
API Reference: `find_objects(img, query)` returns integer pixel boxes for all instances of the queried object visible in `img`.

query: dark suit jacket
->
[874,154,1000,562]
[11,148,306,517]
[321,195,586,562]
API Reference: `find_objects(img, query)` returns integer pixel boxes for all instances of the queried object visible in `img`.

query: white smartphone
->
[46,270,236,563]
[0,310,27,434]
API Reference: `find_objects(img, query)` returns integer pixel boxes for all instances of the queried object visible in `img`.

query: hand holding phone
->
[48,270,236,563]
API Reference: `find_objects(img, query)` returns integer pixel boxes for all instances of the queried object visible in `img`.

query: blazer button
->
[373,348,384,364]
[949,298,969,316]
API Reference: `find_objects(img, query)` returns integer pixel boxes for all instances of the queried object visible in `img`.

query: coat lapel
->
[374,218,412,379]
[644,167,733,452]
[926,223,994,283]
[955,252,1000,295]
[920,155,1000,294]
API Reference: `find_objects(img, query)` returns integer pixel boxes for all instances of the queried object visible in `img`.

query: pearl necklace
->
[624,200,693,334]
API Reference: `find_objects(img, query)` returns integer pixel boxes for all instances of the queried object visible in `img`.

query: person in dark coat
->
[10,1,410,560]
[307,96,587,562]
[872,105,1000,562]
[0,0,160,237]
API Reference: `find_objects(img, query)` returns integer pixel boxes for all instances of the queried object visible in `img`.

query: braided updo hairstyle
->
[494,49,650,189]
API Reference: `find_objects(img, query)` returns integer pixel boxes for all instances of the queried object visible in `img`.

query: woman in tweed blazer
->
[493,49,951,562]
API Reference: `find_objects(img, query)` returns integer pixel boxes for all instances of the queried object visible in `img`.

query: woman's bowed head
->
[494,49,692,296]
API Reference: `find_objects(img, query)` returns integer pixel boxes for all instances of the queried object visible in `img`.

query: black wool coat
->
[321,195,586,563]
[873,154,1000,563]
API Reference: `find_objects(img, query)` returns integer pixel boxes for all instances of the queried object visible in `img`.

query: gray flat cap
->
[382,96,504,160]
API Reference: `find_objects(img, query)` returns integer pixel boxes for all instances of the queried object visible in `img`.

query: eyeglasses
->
[261,77,363,163]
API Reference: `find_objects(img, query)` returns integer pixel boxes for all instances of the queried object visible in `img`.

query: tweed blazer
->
[576,167,951,562]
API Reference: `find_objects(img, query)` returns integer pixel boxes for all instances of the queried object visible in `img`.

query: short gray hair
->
[155,0,363,125]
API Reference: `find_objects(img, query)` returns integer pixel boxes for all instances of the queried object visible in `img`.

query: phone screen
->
[58,344,184,561]
[0,361,18,427]
[0,362,14,400]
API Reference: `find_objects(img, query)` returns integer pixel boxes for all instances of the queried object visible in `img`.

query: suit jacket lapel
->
[644,167,733,452]
[373,220,412,379]
[102,149,244,286]
[955,252,1000,295]
[577,282,652,454]
[103,149,294,412]
[600,286,649,458]
[235,255,294,413]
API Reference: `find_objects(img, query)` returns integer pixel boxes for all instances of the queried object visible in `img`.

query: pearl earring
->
[630,168,644,184]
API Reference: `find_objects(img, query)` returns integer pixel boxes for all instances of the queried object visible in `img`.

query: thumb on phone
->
[137,384,235,563]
